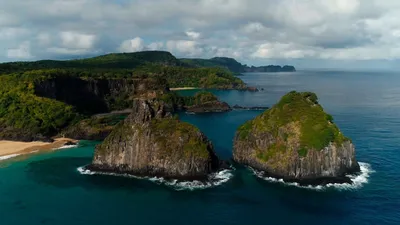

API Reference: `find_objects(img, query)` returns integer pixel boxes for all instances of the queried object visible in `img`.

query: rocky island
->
[233,91,360,185]
[85,87,225,180]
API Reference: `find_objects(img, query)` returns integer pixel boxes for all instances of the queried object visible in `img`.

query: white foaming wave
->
[77,166,233,191]
[54,144,78,150]
[250,162,374,191]
[0,154,21,161]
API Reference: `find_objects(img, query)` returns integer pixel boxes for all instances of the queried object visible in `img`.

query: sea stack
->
[86,88,222,180]
[233,91,360,185]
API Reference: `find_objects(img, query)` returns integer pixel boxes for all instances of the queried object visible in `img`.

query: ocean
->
[1,70,399,225]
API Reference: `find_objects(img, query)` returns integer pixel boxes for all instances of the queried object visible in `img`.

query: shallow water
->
[1,71,400,225]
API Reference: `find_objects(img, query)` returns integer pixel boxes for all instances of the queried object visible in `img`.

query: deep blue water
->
[1,71,400,225]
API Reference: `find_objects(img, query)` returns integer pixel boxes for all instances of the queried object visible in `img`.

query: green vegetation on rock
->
[0,75,78,139]
[150,118,210,159]
[237,91,349,158]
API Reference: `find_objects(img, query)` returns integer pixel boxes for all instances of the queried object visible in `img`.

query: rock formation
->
[232,105,269,111]
[86,97,222,180]
[186,101,231,113]
[233,91,360,185]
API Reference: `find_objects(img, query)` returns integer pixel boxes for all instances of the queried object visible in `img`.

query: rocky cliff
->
[86,98,222,180]
[233,91,360,185]
[34,76,168,114]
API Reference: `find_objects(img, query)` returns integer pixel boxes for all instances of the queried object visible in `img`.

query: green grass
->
[240,91,350,159]
[150,118,210,159]
[237,121,253,140]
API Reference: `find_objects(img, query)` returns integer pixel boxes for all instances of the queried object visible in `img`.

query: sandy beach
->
[0,138,78,158]
[169,87,199,91]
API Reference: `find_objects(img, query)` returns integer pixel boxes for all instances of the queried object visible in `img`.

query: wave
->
[54,144,78,150]
[250,162,374,191]
[0,154,21,161]
[77,166,233,191]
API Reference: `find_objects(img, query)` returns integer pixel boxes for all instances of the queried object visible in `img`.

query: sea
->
[1,70,399,225]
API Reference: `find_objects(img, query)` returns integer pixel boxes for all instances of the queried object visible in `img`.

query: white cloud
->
[166,40,203,56]
[7,41,32,59]
[185,31,201,39]
[1,0,400,68]
[147,42,164,50]
[118,37,145,52]
[60,31,96,49]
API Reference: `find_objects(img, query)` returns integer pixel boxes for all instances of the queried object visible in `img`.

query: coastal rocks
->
[86,98,222,180]
[232,105,269,111]
[59,114,128,141]
[246,87,259,92]
[233,91,360,185]
[186,101,231,113]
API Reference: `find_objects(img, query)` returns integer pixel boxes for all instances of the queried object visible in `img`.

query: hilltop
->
[181,57,296,73]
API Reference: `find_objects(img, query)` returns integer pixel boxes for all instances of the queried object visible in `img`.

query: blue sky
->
[1,0,400,69]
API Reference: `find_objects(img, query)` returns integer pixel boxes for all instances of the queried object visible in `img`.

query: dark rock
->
[233,91,360,185]
[87,98,223,180]
[34,77,168,114]
[246,87,259,92]
[232,105,269,111]
[186,101,232,113]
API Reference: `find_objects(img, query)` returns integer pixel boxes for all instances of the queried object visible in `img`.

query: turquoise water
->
[1,71,400,225]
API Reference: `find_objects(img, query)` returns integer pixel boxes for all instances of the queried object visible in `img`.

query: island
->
[0,51,250,143]
[233,91,360,185]
[85,88,225,180]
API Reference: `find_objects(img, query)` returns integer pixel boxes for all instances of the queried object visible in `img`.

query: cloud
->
[186,31,201,39]
[147,42,164,50]
[166,40,204,56]
[7,41,32,59]
[60,31,96,49]
[118,37,145,52]
[0,0,400,68]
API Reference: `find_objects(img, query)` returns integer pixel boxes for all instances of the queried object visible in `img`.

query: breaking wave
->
[55,144,78,150]
[0,154,21,161]
[77,166,233,191]
[250,162,374,191]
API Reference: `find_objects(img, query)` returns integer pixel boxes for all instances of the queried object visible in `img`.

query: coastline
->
[0,138,78,158]
[169,87,199,91]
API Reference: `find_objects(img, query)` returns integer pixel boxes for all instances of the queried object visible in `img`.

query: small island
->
[86,93,225,180]
[233,91,360,185]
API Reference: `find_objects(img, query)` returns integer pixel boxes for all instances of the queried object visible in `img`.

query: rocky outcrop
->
[233,91,360,185]
[86,98,222,180]
[232,105,269,111]
[59,113,129,141]
[34,77,168,114]
[186,101,231,113]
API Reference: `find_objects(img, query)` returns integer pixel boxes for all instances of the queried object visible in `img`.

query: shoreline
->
[169,87,199,91]
[0,138,78,158]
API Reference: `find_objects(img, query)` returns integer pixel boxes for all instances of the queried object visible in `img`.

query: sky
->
[1,0,400,69]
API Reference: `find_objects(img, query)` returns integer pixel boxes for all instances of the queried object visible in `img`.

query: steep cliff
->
[233,91,360,185]
[87,99,221,180]
[34,76,168,114]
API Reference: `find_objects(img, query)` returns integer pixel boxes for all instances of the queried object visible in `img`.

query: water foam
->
[55,144,78,150]
[77,166,233,191]
[0,154,21,161]
[250,162,374,191]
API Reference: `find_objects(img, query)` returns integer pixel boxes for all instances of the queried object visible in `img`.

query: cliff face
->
[88,99,221,180]
[34,77,168,114]
[233,91,360,184]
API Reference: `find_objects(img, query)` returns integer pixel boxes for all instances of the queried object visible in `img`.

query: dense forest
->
[0,51,247,141]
